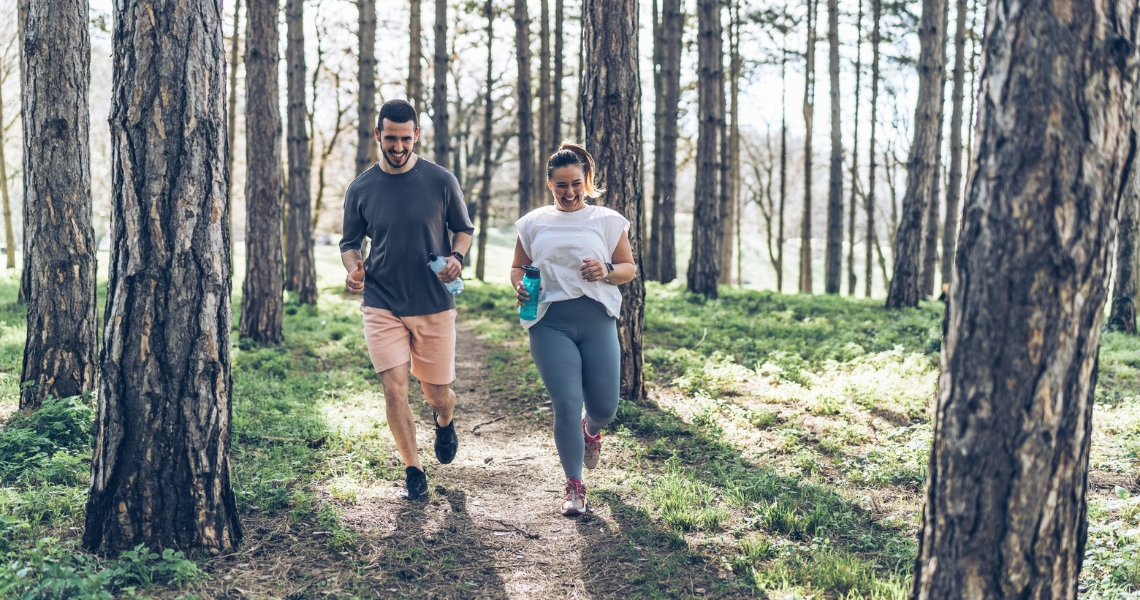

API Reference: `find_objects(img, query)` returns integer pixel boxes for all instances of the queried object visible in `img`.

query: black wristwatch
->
[451,251,465,262]
[604,262,614,279]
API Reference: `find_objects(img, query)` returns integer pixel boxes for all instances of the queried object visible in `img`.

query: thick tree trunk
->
[84,0,242,554]
[408,0,423,114]
[284,0,316,305]
[800,0,817,294]
[17,0,29,305]
[824,0,842,294]
[885,0,947,308]
[355,0,377,176]
[227,0,241,257]
[865,0,880,299]
[910,1,1140,596]
[476,0,494,281]
[1111,164,1139,334]
[432,0,449,167]
[0,68,15,269]
[687,0,721,297]
[582,0,646,403]
[847,0,863,296]
[653,0,682,283]
[940,0,968,290]
[19,0,97,412]
[239,0,284,344]
[514,0,534,217]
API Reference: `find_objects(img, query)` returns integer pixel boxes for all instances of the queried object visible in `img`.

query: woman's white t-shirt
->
[515,204,630,328]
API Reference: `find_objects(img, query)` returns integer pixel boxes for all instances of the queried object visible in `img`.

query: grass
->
[0,253,1138,598]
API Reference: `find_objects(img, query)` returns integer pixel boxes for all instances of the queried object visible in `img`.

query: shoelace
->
[565,478,586,502]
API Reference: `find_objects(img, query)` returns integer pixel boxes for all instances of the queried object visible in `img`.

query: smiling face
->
[547,165,587,212]
[375,119,419,171]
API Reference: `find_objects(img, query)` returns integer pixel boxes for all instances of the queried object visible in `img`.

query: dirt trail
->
[199,323,644,599]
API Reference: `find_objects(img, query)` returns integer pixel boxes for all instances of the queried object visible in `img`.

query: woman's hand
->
[515,280,541,306]
[580,258,609,283]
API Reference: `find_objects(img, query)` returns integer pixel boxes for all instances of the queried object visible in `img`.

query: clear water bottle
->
[428,253,464,294]
[519,266,541,320]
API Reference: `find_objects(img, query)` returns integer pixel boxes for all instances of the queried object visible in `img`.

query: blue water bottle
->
[519,266,541,320]
[428,253,464,294]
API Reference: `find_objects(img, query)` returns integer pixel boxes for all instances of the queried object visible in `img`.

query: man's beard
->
[384,149,410,168]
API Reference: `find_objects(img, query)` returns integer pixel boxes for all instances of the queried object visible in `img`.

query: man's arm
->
[435,231,472,283]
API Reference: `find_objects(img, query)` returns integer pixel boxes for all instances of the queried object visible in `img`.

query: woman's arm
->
[510,237,535,305]
[580,230,637,285]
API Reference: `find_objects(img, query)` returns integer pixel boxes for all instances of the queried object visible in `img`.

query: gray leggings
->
[528,296,620,481]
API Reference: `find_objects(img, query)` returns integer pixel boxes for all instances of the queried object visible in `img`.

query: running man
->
[341,99,474,500]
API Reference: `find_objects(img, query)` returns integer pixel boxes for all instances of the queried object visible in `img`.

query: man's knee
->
[379,367,409,403]
[420,381,453,404]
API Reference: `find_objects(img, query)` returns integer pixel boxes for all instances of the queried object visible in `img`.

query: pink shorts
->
[360,306,457,385]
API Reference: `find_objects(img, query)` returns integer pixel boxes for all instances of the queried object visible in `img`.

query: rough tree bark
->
[800,0,818,294]
[514,0,534,217]
[847,0,863,296]
[284,0,316,304]
[1111,163,1139,334]
[432,0,449,167]
[940,0,969,290]
[476,0,494,281]
[19,0,97,412]
[582,0,646,402]
[408,0,423,114]
[650,0,682,283]
[227,0,241,256]
[885,0,947,308]
[84,0,242,554]
[687,0,721,297]
[910,1,1140,597]
[355,0,377,176]
[824,0,843,294]
[239,0,284,344]
[865,0,881,298]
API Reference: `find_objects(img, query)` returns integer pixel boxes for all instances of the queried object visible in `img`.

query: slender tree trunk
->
[730,0,742,286]
[575,8,584,142]
[84,0,242,554]
[1111,162,1139,334]
[655,0,682,283]
[800,0,818,294]
[0,69,14,269]
[911,1,1140,595]
[19,0,97,412]
[824,0,842,294]
[885,0,948,308]
[647,0,663,282]
[716,1,732,286]
[284,0,315,305]
[17,0,29,305]
[778,7,788,293]
[940,0,968,289]
[865,0,880,299]
[240,0,284,344]
[355,0,377,176]
[687,0,721,297]
[920,132,944,296]
[847,0,864,296]
[537,0,551,199]
[433,0,450,167]
[514,0,534,217]
[582,0,645,402]
[227,0,241,259]
[553,0,563,146]
[409,0,423,114]
[476,0,494,281]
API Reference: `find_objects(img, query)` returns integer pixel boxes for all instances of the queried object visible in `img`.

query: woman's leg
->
[528,321,587,481]
[579,314,621,436]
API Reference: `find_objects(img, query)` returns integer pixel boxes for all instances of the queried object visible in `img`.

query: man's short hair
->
[377,99,418,130]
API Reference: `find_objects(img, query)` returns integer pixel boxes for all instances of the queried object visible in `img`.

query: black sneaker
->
[405,466,428,501]
[433,411,458,465]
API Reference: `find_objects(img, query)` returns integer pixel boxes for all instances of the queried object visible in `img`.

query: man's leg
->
[379,366,423,471]
[421,382,456,426]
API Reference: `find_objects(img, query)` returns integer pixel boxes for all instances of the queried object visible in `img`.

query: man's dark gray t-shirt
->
[340,158,475,316]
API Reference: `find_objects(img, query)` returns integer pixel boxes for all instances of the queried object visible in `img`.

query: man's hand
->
[432,255,463,284]
[346,260,365,294]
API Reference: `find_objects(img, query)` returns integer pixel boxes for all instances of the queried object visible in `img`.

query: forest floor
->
[2,249,1139,599]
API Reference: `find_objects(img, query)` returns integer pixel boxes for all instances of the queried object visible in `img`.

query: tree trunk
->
[716,1,732,286]
[355,0,376,176]
[1111,162,1139,334]
[537,0,551,199]
[885,0,947,308]
[864,0,880,299]
[408,0,423,115]
[920,137,943,296]
[730,0,742,286]
[17,0,29,305]
[84,0,242,554]
[432,0,449,167]
[824,0,842,294]
[687,0,721,298]
[847,0,863,296]
[778,7,788,293]
[476,0,494,282]
[284,0,315,305]
[553,0,563,149]
[582,0,646,403]
[940,0,968,290]
[653,0,681,283]
[240,0,284,344]
[575,10,584,142]
[800,0,817,294]
[647,0,662,283]
[19,0,97,412]
[0,64,15,269]
[910,1,1140,596]
[514,0,534,217]
[227,0,241,258]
